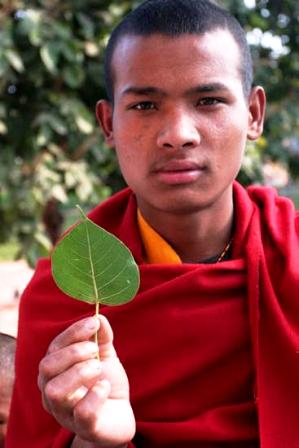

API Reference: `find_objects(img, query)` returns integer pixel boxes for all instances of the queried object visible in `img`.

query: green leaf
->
[34,112,67,135]
[75,115,93,134]
[51,207,140,306]
[40,44,59,74]
[76,13,95,40]
[5,49,24,73]
[62,65,85,88]
[0,120,7,135]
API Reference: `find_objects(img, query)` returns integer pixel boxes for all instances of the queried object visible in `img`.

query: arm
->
[38,315,136,447]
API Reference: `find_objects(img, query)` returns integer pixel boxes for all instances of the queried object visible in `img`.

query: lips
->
[154,159,205,172]
[152,159,207,185]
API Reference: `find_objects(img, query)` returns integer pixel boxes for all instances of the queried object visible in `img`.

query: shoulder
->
[245,184,299,259]
[246,184,298,230]
[87,188,142,260]
[87,187,135,228]
[233,182,299,254]
[246,183,296,211]
[234,180,298,223]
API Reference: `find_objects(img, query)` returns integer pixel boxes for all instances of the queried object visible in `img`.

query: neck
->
[138,195,234,264]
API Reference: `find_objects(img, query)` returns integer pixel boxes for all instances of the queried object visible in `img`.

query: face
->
[0,380,12,448]
[97,30,265,220]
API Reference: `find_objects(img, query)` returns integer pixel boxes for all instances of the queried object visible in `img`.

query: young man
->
[0,333,16,448]
[6,1,299,447]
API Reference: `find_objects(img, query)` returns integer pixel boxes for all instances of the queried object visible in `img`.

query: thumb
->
[97,314,117,359]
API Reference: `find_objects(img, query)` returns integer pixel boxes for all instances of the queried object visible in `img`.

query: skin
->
[97,31,265,262]
[38,30,266,446]
[0,379,13,448]
[38,316,134,448]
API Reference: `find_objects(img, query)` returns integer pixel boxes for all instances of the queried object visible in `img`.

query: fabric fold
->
[6,182,299,448]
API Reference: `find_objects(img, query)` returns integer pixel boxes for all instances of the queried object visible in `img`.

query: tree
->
[0,0,298,265]
[0,0,132,264]
[223,0,299,181]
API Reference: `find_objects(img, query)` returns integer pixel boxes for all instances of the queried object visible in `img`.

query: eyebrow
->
[121,82,231,98]
[121,86,166,97]
[186,83,231,95]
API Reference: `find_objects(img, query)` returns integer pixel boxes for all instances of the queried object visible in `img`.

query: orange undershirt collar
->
[137,209,182,264]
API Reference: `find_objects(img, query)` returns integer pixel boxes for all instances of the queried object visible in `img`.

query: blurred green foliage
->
[0,0,131,264]
[223,0,299,171]
[0,0,299,265]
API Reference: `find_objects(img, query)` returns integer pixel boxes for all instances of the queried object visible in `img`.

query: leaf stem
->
[95,301,100,317]
[95,302,100,361]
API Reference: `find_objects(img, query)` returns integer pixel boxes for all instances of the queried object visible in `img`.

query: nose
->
[157,110,200,150]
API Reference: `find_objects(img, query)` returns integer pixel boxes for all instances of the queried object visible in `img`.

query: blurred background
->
[0,0,299,334]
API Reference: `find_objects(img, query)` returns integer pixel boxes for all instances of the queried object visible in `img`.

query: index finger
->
[48,315,116,359]
[48,317,100,354]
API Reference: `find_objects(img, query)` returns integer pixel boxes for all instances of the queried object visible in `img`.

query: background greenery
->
[0,0,299,265]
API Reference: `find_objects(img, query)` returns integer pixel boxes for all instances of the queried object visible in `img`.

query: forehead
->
[111,30,243,92]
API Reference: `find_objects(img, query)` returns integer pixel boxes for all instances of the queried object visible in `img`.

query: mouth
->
[152,159,207,185]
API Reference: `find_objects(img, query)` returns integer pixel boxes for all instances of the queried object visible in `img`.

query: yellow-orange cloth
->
[137,209,181,264]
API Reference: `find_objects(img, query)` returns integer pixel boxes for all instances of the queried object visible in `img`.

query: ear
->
[96,100,114,147]
[247,86,266,141]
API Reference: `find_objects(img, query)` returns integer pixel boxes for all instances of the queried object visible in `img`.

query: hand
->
[38,315,136,447]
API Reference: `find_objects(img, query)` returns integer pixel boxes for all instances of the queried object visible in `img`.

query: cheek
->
[113,121,153,168]
[216,115,248,152]
[114,138,145,181]
[113,110,154,142]
[211,120,247,174]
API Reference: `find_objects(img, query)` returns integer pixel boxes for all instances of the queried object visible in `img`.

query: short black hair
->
[104,0,253,102]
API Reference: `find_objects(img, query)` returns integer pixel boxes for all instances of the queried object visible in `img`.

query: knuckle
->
[73,361,87,378]
[38,356,52,376]
[47,342,59,355]
[75,359,101,378]
[37,372,44,391]
[68,343,84,359]
[44,381,63,404]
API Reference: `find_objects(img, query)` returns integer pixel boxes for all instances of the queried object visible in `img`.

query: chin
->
[153,196,215,215]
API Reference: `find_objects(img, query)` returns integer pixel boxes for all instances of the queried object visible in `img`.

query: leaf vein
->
[102,284,131,301]
[97,260,129,289]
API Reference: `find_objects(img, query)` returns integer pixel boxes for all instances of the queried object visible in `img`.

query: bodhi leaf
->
[51,206,140,307]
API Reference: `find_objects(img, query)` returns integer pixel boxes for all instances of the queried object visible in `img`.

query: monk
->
[6,0,299,447]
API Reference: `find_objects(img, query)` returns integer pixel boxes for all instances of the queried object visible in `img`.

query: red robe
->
[6,182,299,448]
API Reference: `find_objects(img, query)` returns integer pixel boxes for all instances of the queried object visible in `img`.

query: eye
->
[131,101,156,110]
[197,97,222,106]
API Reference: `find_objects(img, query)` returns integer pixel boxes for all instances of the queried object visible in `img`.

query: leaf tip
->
[76,204,87,220]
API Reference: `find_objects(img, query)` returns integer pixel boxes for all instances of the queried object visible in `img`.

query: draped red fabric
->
[6,182,299,448]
